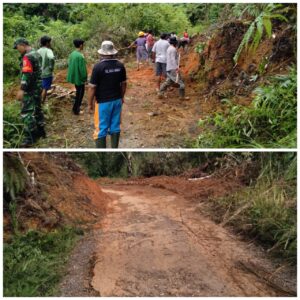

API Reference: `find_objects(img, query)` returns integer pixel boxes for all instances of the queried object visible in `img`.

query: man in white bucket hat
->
[88,41,127,148]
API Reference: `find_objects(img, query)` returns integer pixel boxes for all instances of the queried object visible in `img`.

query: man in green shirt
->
[67,39,87,115]
[38,36,55,103]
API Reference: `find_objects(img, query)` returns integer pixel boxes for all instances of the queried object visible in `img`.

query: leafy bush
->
[4,227,80,296]
[74,152,220,178]
[130,153,208,177]
[3,14,46,79]
[3,3,191,79]
[196,67,296,148]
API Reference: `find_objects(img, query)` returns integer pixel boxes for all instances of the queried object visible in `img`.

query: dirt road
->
[34,53,213,148]
[90,185,293,296]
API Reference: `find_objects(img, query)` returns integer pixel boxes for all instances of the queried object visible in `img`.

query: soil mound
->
[4,153,110,237]
[98,172,243,203]
[187,20,295,103]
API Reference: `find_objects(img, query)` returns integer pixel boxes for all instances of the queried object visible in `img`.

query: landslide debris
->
[4,153,110,239]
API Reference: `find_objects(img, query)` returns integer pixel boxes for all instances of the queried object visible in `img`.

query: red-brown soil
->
[89,183,296,296]
[3,153,109,237]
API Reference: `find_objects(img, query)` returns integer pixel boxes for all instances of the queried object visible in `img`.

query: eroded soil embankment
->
[91,184,296,297]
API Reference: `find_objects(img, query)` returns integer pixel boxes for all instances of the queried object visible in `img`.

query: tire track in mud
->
[90,185,291,297]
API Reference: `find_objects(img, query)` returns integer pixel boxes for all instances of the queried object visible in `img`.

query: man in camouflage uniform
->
[14,38,46,147]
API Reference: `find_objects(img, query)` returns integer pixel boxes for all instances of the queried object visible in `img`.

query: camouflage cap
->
[13,38,29,49]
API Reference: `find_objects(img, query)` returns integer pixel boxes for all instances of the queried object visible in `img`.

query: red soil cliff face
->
[4,153,110,238]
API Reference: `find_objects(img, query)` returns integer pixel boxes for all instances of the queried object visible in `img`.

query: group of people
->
[13,29,190,148]
[130,30,190,99]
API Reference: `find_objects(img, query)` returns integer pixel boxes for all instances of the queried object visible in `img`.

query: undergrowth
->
[209,153,297,263]
[3,101,24,148]
[4,227,81,296]
[4,100,51,148]
[195,67,296,148]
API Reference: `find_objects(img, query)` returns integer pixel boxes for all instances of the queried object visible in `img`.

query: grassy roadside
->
[207,160,296,264]
[4,227,82,296]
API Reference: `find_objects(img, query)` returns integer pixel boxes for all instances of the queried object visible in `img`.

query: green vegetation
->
[4,227,80,296]
[4,153,28,233]
[196,67,297,148]
[233,4,288,63]
[3,3,191,81]
[208,153,296,263]
[3,101,24,148]
[3,153,81,296]
[4,153,28,202]
[73,152,218,178]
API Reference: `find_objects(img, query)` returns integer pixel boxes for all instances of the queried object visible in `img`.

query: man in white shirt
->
[152,33,169,92]
[159,37,188,100]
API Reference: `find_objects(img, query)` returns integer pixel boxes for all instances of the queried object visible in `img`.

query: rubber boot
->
[111,133,120,148]
[95,137,106,148]
[179,88,185,99]
[36,127,46,139]
[20,132,35,148]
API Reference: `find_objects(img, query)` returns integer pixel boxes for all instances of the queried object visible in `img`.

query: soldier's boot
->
[95,137,106,148]
[179,89,190,100]
[111,133,120,148]
[36,127,46,139]
[20,132,35,148]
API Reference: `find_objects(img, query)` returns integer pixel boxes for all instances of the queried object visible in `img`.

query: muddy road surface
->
[34,53,213,148]
[89,185,294,296]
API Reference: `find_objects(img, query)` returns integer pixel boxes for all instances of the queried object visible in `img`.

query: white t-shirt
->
[166,46,178,72]
[152,39,170,63]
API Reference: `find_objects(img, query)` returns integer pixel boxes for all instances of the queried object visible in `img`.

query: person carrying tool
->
[13,38,46,147]
[38,35,55,103]
[159,37,189,100]
[152,33,170,92]
[67,39,87,115]
[128,31,148,70]
[88,41,127,148]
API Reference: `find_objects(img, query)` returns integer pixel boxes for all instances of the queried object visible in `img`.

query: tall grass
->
[210,153,296,263]
[4,227,80,296]
[3,101,24,148]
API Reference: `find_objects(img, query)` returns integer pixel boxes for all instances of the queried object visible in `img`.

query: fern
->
[234,4,288,63]
[3,153,28,202]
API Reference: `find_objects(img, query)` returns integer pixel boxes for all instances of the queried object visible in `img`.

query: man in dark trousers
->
[159,37,189,100]
[67,39,87,115]
[88,41,127,148]
[14,38,46,146]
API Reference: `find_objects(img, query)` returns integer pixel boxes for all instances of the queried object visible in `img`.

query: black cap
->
[13,38,29,49]
[169,37,178,46]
